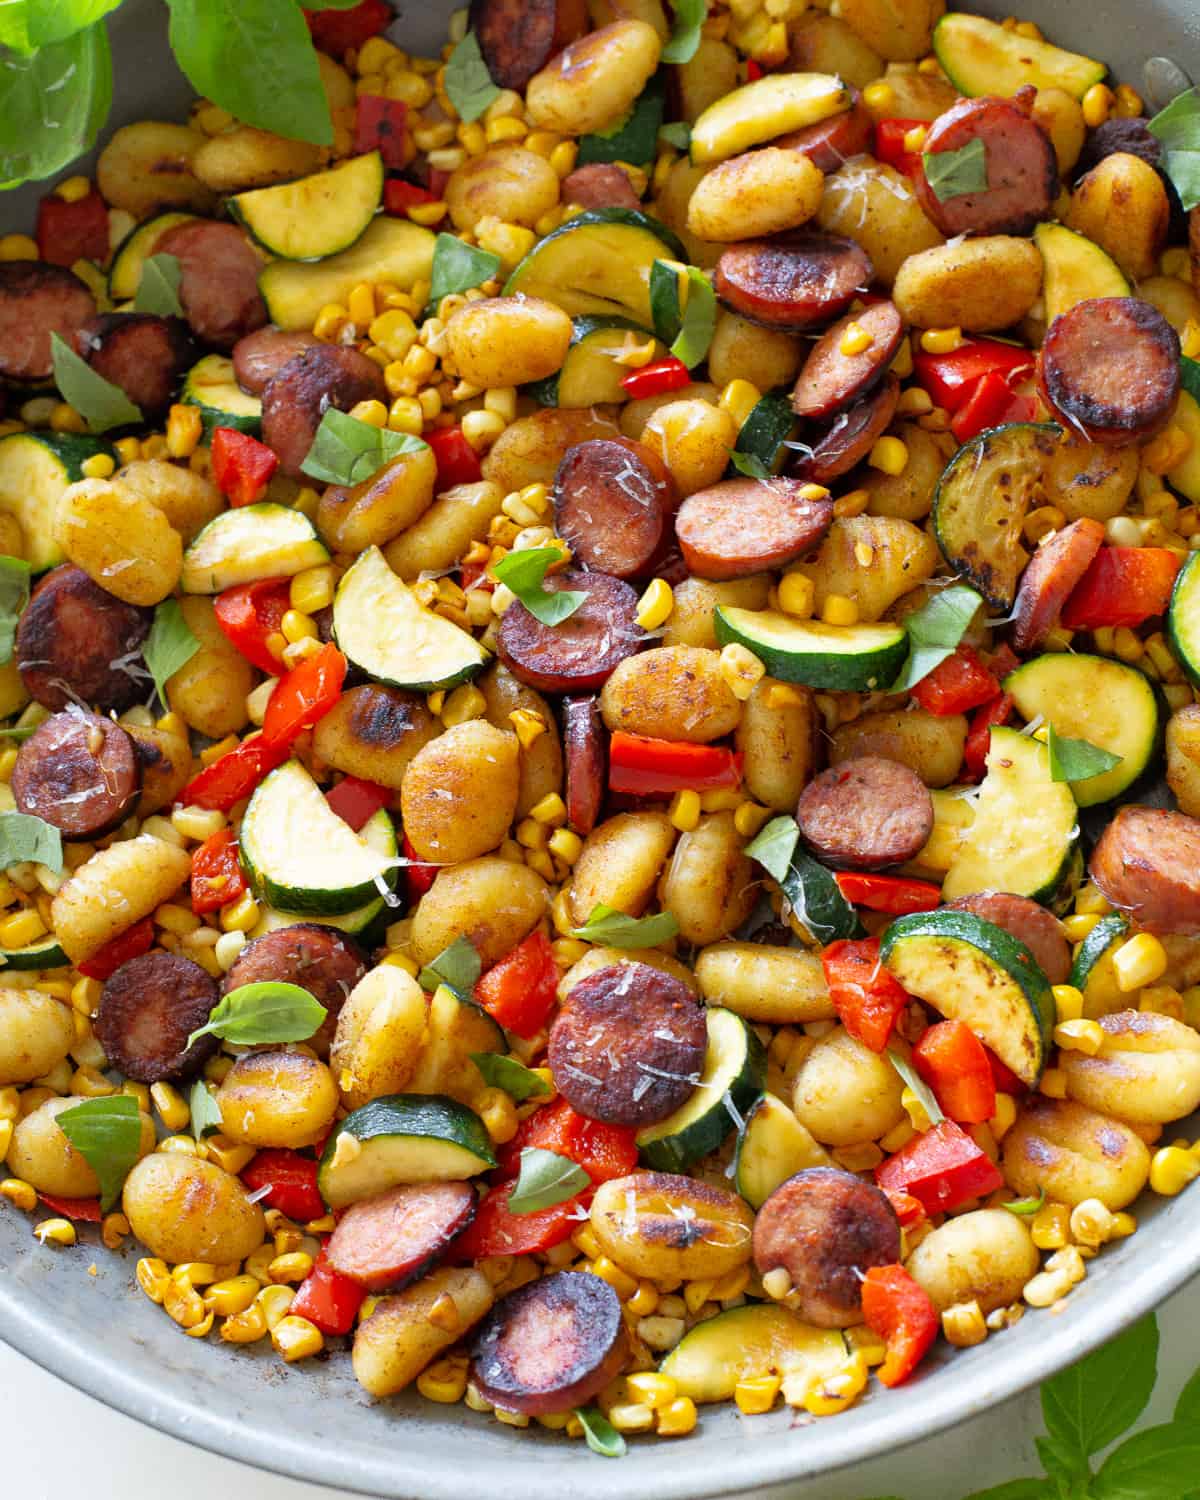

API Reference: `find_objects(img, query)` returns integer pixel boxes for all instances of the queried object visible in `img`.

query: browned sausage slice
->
[563,695,605,835]
[232,326,320,396]
[751,1167,900,1328]
[791,300,904,421]
[94,951,219,1083]
[11,712,141,840]
[1011,517,1105,653]
[498,569,644,693]
[675,477,834,581]
[327,1181,477,1291]
[469,0,588,89]
[221,922,367,1058]
[1039,297,1180,448]
[799,374,900,484]
[16,565,151,713]
[261,344,389,477]
[915,95,1057,238]
[471,1270,627,1415]
[1089,805,1200,935]
[796,755,933,870]
[554,438,676,582]
[1076,117,1165,181]
[561,163,642,211]
[75,313,196,416]
[714,233,873,332]
[946,892,1070,984]
[773,93,873,174]
[548,963,707,1125]
[0,261,97,382]
[155,220,267,352]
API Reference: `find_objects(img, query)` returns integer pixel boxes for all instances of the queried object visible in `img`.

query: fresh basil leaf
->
[471,1053,551,1102]
[922,137,989,202]
[1034,1432,1089,1491]
[1182,355,1200,406]
[1149,88,1200,211]
[186,980,327,1049]
[578,76,664,167]
[1047,724,1122,785]
[1176,1363,1200,1425]
[886,1047,944,1124]
[891,583,984,692]
[427,233,501,313]
[134,253,184,318]
[659,121,691,151]
[650,257,684,344]
[1042,1311,1159,1463]
[188,1079,223,1140]
[961,1483,1057,1500]
[418,935,481,997]
[0,22,111,186]
[1092,1421,1200,1500]
[729,450,772,481]
[575,1405,627,1459]
[443,30,500,124]
[507,1146,590,1214]
[492,546,586,626]
[744,814,800,885]
[0,2,32,54]
[1002,1188,1046,1217]
[0,556,31,666]
[50,332,141,433]
[301,407,428,486]
[660,0,705,64]
[0,812,62,874]
[569,902,680,949]
[671,267,716,369]
[780,848,862,944]
[24,0,122,48]
[144,597,201,706]
[56,1094,142,1211]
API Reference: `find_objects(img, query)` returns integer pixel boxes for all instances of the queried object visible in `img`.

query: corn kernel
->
[919,327,964,355]
[1040,1067,1067,1098]
[761,1266,792,1301]
[1068,1198,1115,1248]
[862,81,897,116]
[480,1087,518,1145]
[462,409,506,451]
[220,891,260,933]
[896,386,934,416]
[1145,424,1193,475]
[204,1274,260,1318]
[0,909,45,948]
[172,805,226,842]
[592,1255,640,1299]
[669,789,702,832]
[1054,1017,1104,1055]
[1061,914,1099,943]
[734,800,771,839]
[149,1081,190,1133]
[821,593,859,627]
[548,140,578,178]
[288,565,336,617]
[635,577,675,630]
[507,707,546,751]
[833,1141,884,1171]
[440,683,487,727]
[221,1302,268,1343]
[80,451,117,480]
[417,1356,470,1403]
[657,1396,698,1436]
[718,378,762,429]
[838,320,874,358]
[733,1374,781,1415]
[719,641,766,701]
[101,1211,129,1250]
[778,572,815,618]
[609,1402,655,1433]
[272,1313,324,1362]
[802,1352,868,1416]
[34,1217,76,1246]
[1113,932,1167,992]
[942,1300,987,1347]
[1051,984,1084,1024]
[1150,1144,1200,1196]
[902,125,928,154]
[312,303,350,342]
[0,233,40,261]
[1082,83,1114,128]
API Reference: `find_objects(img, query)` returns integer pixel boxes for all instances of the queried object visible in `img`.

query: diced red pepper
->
[912,337,1035,413]
[262,641,347,749]
[497,1097,638,1185]
[882,1188,926,1228]
[383,177,441,217]
[211,427,278,508]
[861,1264,940,1387]
[820,937,911,1053]
[241,1149,325,1223]
[910,645,1000,716]
[38,1193,103,1222]
[949,370,1037,444]
[180,735,289,813]
[985,642,1020,681]
[36,189,111,268]
[873,118,927,178]
[427,425,483,489]
[876,1117,1004,1215]
[474,930,559,1039]
[985,1046,1024,1097]
[1060,546,1181,630]
[356,95,410,170]
[913,1019,996,1124]
[213,578,292,675]
[326,776,391,832]
[190,827,248,916]
[834,872,941,915]
[454,1180,586,1258]
[608,732,743,796]
[304,0,393,56]
[402,832,437,903]
[963,691,1012,781]
[746,59,764,81]
[77,916,155,980]
[620,356,691,400]
[290,1246,366,1335]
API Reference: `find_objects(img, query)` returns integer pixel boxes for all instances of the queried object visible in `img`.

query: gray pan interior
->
[3,1,1200,1494]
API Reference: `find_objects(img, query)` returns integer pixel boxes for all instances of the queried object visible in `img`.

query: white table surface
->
[4,1276,1198,1500]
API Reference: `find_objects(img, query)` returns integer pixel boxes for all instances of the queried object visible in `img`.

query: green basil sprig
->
[0,812,63,875]
[576,1405,627,1459]
[442,31,500,124]
[50,333,141,434]
[492,547,586,627]
[134,254,184,317]
[144,597,200,705]
[890,584,984,692]
[186,981,327,1050]
[301,409,428,487]
[1046,724,1122,784]
[56,1094,143,1211]
[471,1053,551,1102]
[569,903,680,949]
[0,557,31,667]
[922,138,989,202]
[427,233,502,313]
[507,1146,590,1214]
[418,935,481,997]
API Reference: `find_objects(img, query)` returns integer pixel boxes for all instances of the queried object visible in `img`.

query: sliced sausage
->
[1039,297,1180,448]
[232,326,320,396]
[471,1270,627,1415]
[751,1167,900,1328]
[554,438,676,582]
[0,261,97,382]
[548,963,707,1126]
[327,1181,477,1291]
[469,0,588,90]
[11,712,141,840]
[714,233,873,332]
[563,695,605,835]
[261,344,389,477]
[1011,517,1105,653]
[798,374,900,484]
[675,477,834,581]
[1076,117,1164,181]
[774,93,873,174]
[221,922,368,1058]
[561,163,642,211]
[791,300,904,421]
[75,312,196,417]
[946,891,1071,985]
[497,569,644,694]
[16,565,151,714]
[915,95,1057,238]
[1089,805,1200,935]
[94,951,219,1083]
[155,220,267,352]
[796,755,933,870]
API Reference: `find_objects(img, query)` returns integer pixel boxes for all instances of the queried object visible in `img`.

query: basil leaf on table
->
[427,233,502,312]
[492,546,586,626]
[442,31,500,124]
[0,812,62,874]
[1092,1422,1200,1500]
[24,0,122,47]
[56,1094,143,1211]
[886,1047,943,1124]
[1046,723,1122,784]
[507,1146,590,1214]
[889,583,984,692]
[301,408,427,486]
[575,1405,627,1459]
[134,254,184,318]
[1041,1312,1159,1465]
[418,935,481,997]
[744,814,800,886]
[960,1483,1058,1500]
[0,22,112,186]
[922,138,989,201]
[660,0,705,64]
[50,333,141,433]
[0,556,31,665]
[186,980,327,1049]
[144,597,201,706]
[671,267,716,369]
[569,903,680,949]
[1148,87,1200,211]
[188,1079,223,1140]
[470,1053,551,1102]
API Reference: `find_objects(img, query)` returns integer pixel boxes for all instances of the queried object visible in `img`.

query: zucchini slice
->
[526,316,662,407]
[933,422,1061,609]
[181,502,329,593]
[0,431,117,571]
[259,216,435,332]
[659,1304,845,1402]
[181,353,262,437]
[911,788,977,877]
[1068,911,1131,1019]
[108,210,196,300]
[241,760,398,915]
[690,73,852,164]
[881,908,1054,1087]
[0,936,69,971]
[731,390,799,477]
[1034,223,1130,327]
[713,607,907,691]
[932,13,1106,100]
[231,152,383,261]
[1005,653,1161,807]
[318,1093,496,1208]
[406,984,506,1107]
[941,725,1078,906]
[504,208,686,326]
[249,895,392,940]
[1169,549,1200,685]
[734,1093,830,1210]
[333,545,486,692]
[636,1007,765,1172]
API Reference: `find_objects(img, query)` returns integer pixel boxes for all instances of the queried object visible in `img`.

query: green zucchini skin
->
[1169,551,1200,688]
[0,431,118,571]
[729,391,799,478]
[713,607,908,691]
[1067,911,1130,1018]
[318,1093,495,1207]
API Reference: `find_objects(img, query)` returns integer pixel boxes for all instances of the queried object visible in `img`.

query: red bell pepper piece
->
[180,735,289,813]
[1060,546,1181,630]
[746,59,764,81]
[608,732,743,796]
[861,1264,940,1387]
[304,0,393,56]
[474,930,559,1039]
[873,118,927,178]
[213,578,292,675]
[77,916,155,980]
[497,1097,638,1185]
[912,337,1035,413]
[620,356,691,400]
[834,872,941,915]
[986,1045,1025,1097]
[211,427,278,508]
[38,1193,103,1222]
[913,1020,996,1124]
[910,645,1000,716]
[427,425,483,489]
[882,1188,926,1228]
[290,1246,366,1335]
[876,1117,1004,1214]
[35,189,110,268]
[963,691,1012,781]
[356,95,409,169]
[820,937,912,1053]
[326,776,391,832]
[241,1149,325,1222]
[949,371,1037,444]
[985,642,1020,681]
[190,828,248,916]
[262,641,347,749]
[383,177,441,217]
[454,1180,587,1258]
[402,832,437,903]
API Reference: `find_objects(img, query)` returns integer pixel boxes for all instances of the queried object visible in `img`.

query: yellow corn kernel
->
[417,1356,470,1403]
[367,307,418,362]
[0,1088,16,1122]
[461,409,506,452]
[1183,320,1200,362]
[0,1117,12,1164]
[1150,1144,1200,1196]
[734,800,771,839]
[1076,883,1112,917]
[821,593,858,627]
[1082,83,1114,128]
[1144,424,1193,475]
[312,302,351,342]
[1110,1211,1137,1239]
[484,116,527,145]
[623,1372,677,1411]
[656,1396,698,1437]
[1040,1067,1067,1099]
[778,572,815,619]
[548,140,578,178]
[34,1217,76,1246]
[72,1064,114,1098]
[718,378,762,429]
[0,233,40,260]
[220,1300,268,1343]
[149,1081,190,1133]
[164,403,203,460]
[344,282,376,331]
[271,1313,324,1362]
[1068,1198,1116,1249]
[220,891,260,933]
[256,1283,296,1332]
[879,1118,916,1154]
[204,1274,260,1318]
[700,787,742,814]
[590,1255,640,1300]
[608,1401,656,1434]
[508,707,547,751]
[1113,932,1167,992]
[54,174,93,205]
[1051,984,1084,1023]
[838,320,874,358]
[719,641,766,701]
[862,81,897,116]
[896,386,933,417]
[171,805,226,843]
[919,327,964,355]
[80,451,116,480]
[268,1251,315,1285]
[348,398,388,430]
[669,789,702,832]
[733,1374,781,1415]
[1,1177,36,1212]
[99,1211,129,1251]
[1061,913,1099,943]
[527,792,566,828]
[440,683,487,727]
[154,902,200,938]
[388,396,424,435]
[635,577,675,631]
[0,909,45,947]
[802,1352,868,1416]
[942,1300,987,1348]
[1054,1018,1104,1055]
[289,566,336,617]
[844,1326,887,1367]
[834,1141,885,1173]
[1109,626,1143,664]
